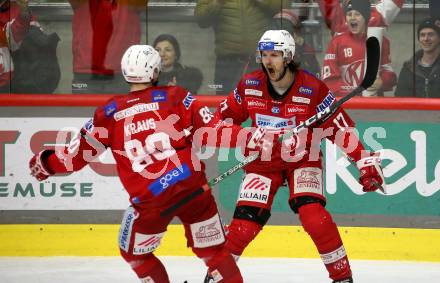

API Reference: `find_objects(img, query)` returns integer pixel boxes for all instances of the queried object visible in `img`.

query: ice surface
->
[0,256,438,283]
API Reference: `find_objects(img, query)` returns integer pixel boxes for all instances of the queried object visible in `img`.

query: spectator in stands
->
[1,0,61,94]
[0,0,31,93]
[271,9,321,78]
[68,0,146,94]
[321,0,397,97]
[195,0,285,94]
[0,0,38,27]
[395,18,440,98]
[317,0,404,35]
[153,34,203,94]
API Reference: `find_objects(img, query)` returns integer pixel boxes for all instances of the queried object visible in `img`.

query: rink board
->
[2,103,440,263]
[1,224,439,262]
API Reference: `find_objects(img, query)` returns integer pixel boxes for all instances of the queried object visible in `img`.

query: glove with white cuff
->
[356,154,386,193]
[29,150,55,181]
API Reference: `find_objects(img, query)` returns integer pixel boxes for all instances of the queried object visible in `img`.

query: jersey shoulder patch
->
[241,69,266,87]
[102,100,118,118]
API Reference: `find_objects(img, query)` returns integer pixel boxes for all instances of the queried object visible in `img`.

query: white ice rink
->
[1,256,439,283]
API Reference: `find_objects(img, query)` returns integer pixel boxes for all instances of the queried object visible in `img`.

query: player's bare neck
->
[272,84,289,95]
[270,69,294,90]
[130,83,152,92]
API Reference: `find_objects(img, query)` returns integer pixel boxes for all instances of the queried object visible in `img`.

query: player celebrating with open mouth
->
[209,29,385,283]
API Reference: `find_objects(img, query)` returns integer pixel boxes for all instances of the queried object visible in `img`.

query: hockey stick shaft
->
[159,154,259,217]
[160,86,364,217]
[160,37,381,216]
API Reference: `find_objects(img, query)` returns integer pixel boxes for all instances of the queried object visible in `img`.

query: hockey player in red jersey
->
[29,45,245,283]
[322,0,397,97]
[215,30,385,282]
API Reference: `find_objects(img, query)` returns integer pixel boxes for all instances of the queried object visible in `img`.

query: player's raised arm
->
[32,44,245,283]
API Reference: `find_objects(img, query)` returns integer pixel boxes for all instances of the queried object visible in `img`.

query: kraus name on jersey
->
[255,114,296,130]
[124,118,157,136]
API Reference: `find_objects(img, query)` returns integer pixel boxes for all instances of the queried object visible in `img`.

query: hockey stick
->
[160,37,381,217]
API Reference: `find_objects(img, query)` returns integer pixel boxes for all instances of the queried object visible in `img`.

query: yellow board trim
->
[1,224,439,261]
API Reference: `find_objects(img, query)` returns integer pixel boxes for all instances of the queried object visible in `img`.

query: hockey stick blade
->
[160,37,381,217]
[360,36,380,90]
[283,36,381,138]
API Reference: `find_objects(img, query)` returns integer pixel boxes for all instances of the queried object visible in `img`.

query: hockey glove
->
[356,155,386,193]
[29,150,55,181]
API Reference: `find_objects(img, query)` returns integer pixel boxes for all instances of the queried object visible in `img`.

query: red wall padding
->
[1,94,440,111]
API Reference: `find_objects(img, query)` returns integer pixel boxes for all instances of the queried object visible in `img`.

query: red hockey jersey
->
[218,69,366,172]
[322,32,396,96]
[46,86,242,206]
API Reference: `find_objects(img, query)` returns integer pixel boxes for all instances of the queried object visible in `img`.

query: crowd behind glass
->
[1,0,438,98]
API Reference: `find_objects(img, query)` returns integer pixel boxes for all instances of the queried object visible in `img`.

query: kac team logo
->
[344,60,364,86]
[271,106,280,114]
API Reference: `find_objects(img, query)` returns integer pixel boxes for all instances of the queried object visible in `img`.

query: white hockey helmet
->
[256,30,296,63]
[121,45,161,83]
